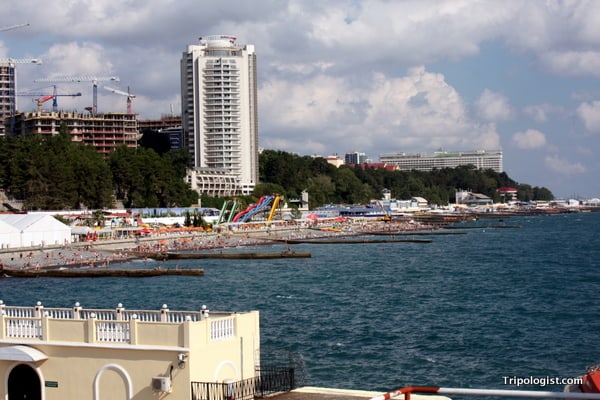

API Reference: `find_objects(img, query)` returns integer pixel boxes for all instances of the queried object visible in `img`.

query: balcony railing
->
[0,301,239,345]
[191,366,295,400]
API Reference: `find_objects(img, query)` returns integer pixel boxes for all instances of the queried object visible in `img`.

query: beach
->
[0,220,375,271]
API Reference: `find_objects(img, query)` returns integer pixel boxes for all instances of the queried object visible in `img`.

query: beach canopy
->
[0,214,71,248]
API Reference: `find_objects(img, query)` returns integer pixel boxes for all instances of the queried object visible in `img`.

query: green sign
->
[45,381,58,388]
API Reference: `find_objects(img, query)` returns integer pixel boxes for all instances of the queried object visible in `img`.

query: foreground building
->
[180,35,259,196]
[6,111,139,156]
[379,150,503,173]
[0,301,276,400]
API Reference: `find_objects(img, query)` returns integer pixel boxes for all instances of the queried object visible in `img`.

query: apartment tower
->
[180,35,259,196]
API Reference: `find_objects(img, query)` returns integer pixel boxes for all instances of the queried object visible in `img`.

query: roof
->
[0,345,47,362]
[497,187,517,193]
[0,214,69,232]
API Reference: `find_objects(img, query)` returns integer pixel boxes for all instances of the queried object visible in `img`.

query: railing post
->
[183,315,192,348]
[129,314,138,345]
[201,304,209,320]
[41,311,50,341]
[87,313,97,343]
[116,303,125,321]
[73,302,82,320]
[0,310,5,340]
[0,300,5,315]
[160,304,169,322]
[35,301,44,318]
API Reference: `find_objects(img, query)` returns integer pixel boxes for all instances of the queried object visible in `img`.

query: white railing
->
[5,318,42,339]
[0,300,235,344]
[96,321,130,342]
[3,306,37,318]
[370,386,600,400]
[210,317,235,340]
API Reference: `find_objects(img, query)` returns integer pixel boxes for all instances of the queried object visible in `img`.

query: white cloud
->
[3,0,600,196]
[576,101,600,133]
[512,129,547,149]
[475,89,514,122]
[40,42,115,77]
[544,155,586,175]
[539,50,600,78]
[260,66,500,156]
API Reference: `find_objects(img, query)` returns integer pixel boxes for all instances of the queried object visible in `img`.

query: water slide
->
[232,196,274,223]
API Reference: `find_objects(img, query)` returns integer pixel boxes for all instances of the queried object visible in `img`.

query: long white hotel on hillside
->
[180,35,259,196]
[379,149,503,173]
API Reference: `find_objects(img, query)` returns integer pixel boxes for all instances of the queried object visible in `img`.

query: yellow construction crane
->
[104,86,136,114]
[34,75,119,115]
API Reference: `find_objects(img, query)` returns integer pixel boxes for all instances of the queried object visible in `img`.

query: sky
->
[2,0,600,199]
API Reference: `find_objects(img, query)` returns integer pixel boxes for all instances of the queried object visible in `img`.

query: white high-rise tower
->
[181,35,259,196]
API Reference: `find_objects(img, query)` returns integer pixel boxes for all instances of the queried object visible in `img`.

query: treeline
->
[0,126,198,210]
[0,129,553,211]
[249,150,554,208]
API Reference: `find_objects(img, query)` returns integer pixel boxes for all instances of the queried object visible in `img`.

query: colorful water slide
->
[232,196,274,223]
[232,196,264,222]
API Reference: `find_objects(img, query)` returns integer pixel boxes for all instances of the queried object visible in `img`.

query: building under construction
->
[6,110,140,156]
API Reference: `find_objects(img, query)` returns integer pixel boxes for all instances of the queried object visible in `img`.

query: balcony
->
[0,301,251,347]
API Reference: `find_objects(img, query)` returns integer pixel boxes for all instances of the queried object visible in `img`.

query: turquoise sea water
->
[1,212,599,393]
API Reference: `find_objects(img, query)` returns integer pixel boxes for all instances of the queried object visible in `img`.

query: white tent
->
[0,219,20,249]
[0,214,71,248]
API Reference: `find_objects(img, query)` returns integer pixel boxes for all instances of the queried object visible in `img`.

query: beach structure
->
[0,214,71,249]
[0,301,282,400]
[181,35,259,196]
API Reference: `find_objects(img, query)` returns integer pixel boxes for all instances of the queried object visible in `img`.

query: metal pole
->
[370,386,600,400]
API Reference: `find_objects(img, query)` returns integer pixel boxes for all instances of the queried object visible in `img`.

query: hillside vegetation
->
[0,130,553,211]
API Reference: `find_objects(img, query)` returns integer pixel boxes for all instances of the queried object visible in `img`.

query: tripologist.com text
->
[503,376,583,387]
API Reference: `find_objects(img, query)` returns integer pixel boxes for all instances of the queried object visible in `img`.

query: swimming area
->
[1,211,599,393]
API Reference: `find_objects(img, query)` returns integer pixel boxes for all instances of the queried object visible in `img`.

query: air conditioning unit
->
[151,376,172,393]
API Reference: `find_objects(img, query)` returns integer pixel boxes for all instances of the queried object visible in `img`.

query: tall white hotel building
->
[180,35,259,196]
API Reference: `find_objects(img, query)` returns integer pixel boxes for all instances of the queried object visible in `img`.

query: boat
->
[564,365,600,393]
[1,267,204,278]
[139,250,312,260]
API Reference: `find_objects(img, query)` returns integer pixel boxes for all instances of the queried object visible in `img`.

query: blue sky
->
[2,0,600,199]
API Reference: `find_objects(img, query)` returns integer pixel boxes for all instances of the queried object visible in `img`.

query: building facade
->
[0,64,16,136]
[0,301,262,400]
[180,35,259,196]
[379,150,503,172]
[345,151,368,165]
[8,111,139,156]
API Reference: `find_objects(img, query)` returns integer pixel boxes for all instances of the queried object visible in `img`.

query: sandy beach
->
[0,219,425,272]
[0,223,334,271]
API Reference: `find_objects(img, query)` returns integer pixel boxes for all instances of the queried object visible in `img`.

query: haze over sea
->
[1,212,599,393]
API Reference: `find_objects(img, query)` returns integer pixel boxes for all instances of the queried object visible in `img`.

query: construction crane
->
[34,75,119,115]
[104,86,136,114]
[17,86,82,111]
[0,58,43,114]
[0,23,30,32]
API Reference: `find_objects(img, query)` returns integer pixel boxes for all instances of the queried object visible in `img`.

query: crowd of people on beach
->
[0,218,429,271]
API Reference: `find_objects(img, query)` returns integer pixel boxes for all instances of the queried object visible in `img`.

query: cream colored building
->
[0,301,267,400]
[180,35,259,196]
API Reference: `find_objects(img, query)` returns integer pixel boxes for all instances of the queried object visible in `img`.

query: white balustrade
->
[96,321,130,342]
[210,317,235,340]
[5,318,42,339]
[0,301,241,344]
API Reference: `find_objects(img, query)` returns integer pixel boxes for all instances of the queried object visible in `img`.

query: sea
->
[1,211,599,394]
